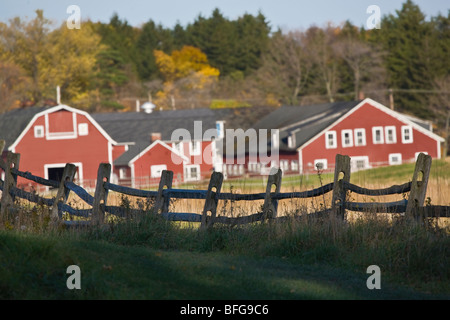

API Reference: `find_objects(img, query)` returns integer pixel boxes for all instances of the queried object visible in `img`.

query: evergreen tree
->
[371,0,434,118]
[134,20,174,81]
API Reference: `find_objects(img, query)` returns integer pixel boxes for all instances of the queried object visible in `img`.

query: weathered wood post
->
[154,170,173,214]
[51,163,77,219]
[201,171,223,229]
[262,168,282,220]
[331,154,351,220]
[92,163,111,224]
[0,151,20,218]
[406,153,431,221]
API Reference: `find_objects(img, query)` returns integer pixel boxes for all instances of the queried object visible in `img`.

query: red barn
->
[250,98,444,175]
[92,108,229,186]
[0,105,118,190]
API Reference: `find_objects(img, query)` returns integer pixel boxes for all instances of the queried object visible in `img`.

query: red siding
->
[15,110,110,188]
[47,110,74,133]
[132,142,185,187]
[300,102,440,173]
[112,145,127,161]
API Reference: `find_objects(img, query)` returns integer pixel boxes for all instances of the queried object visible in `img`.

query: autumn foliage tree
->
[153,46,220,109]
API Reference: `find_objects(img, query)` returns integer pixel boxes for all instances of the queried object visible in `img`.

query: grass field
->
[0,159,449,301]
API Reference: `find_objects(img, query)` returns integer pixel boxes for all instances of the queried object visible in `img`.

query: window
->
[372,126,384,144]
[341,129,353,148]
[185,165,200,181]
[280,160,289,171]
[314,159,328,171]
[354,128,366,146]
[248,162,261,173]
[34,125,44,138]
[119,168,127,179]
[385,126,397,144]
[401,126,413,144]
[350,156,369,171]
[325,131,337,149]
[190,141,201,156]
[291,160,299,172]
[78,123,88,136]
[389,153,402,165]
[151,165,167,178]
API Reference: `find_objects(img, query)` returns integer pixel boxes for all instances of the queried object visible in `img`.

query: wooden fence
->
[0,147,449,228]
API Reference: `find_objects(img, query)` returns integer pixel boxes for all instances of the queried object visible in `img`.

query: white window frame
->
[385,126,397,144]
[34,125,44,138]
[372,126,384,144]
[150,164,167,178]
[354,128,366,146]
[291,160,299,172]
[248,162,260,173]
[350,156,370,171]
[280,159,289,171]
[341,129,353,148]
[78,123,89,136]
[314,159,328,171]
[119,168,127,179]
[185,164,200,181]
[44,112,77,140]
[189,141,201,156]
[388,153,402,165]
[325,131,337,149]
[401,125,413,144]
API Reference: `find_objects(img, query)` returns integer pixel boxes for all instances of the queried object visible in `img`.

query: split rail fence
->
[0,144,449,228]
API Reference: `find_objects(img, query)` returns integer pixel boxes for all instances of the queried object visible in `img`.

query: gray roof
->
[0,106,50,150]
[92,108,233,143]
[251,100,362,151]
[92,108,237,166]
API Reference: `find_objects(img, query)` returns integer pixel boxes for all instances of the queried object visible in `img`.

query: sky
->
[0,0,448,31]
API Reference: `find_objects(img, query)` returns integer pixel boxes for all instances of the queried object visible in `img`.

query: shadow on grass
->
[1,231,447,300]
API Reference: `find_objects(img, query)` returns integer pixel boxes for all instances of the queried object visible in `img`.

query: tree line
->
[0,1,448,138]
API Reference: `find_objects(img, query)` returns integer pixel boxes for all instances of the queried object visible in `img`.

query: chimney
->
[151,132,161,142]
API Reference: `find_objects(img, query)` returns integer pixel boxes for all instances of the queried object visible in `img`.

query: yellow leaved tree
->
[153,46,219,109]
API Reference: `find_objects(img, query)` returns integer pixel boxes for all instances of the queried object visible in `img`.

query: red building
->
[0,98,444,189]
[0,105,229,189]
[0,105,117,189]
[92,107,227,187]
[252,98,444,175]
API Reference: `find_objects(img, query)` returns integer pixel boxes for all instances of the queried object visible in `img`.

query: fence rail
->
[0,146,449,228]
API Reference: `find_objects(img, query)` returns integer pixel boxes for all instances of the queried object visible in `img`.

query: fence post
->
[92,163,111,224]
[331,154,351,220]
[406,153,431,220]
[262,168,282,220]
[51,163,77,220]
[201,171,223,229]
[154,170,173,214]
[0,140,4,154]
[0,151,20,218]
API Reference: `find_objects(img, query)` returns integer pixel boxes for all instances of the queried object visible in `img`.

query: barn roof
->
[0,106,50,150]
[92,108,233,144]
[251,100,361,152]
[92,108,240,166]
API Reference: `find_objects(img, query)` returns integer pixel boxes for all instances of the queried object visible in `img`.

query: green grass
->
[1,159,449,300]
[0,211,449,300]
